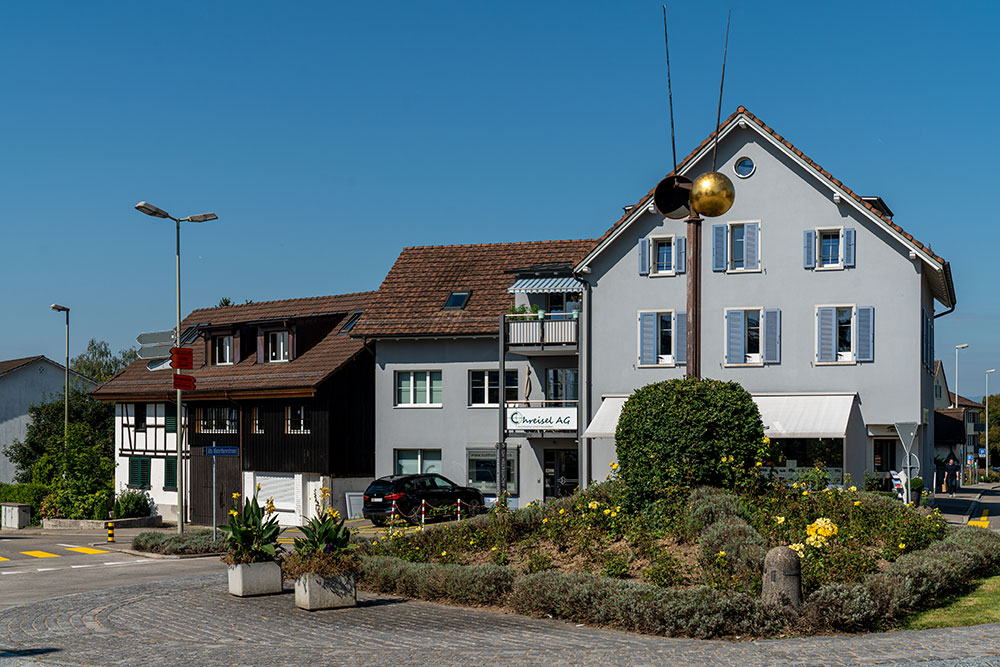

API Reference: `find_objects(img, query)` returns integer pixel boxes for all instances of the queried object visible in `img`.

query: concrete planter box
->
[43,515,163,530]
[294,572,357,610]
[227,561,282,597]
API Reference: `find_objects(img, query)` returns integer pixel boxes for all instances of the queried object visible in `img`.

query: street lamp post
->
[50,304,69,477]
[954,344,969,408]
[134,202,218,534]
[987,369,996,476]
[954,343,969,483]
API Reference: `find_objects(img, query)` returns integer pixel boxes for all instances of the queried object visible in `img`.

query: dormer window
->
[212,335,233,365]
[443,291,471,310]
[340,312,362,333]
[268,331,289,362]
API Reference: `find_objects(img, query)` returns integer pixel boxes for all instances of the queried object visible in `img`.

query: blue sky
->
[2,1,997,398]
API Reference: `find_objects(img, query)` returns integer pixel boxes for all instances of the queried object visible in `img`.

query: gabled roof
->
[949,392,984,410]
[92,292,375,401]
[575,106,956,308]
[352,239,596,338]
[0,355,95,385]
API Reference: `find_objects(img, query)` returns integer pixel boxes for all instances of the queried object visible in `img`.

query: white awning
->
[755,394,856,439]
[582,393,856,440]
[582,395,629,438]
[507,277,583,293]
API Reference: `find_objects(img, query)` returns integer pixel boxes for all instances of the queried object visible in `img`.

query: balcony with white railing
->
[504,314,578,354]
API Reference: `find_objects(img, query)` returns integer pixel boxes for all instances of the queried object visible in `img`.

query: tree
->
[615,378,767,509]
[2,385,114,483]
[71,338,138,383]
[217,297,233,307]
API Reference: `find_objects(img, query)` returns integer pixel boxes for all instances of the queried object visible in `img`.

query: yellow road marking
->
[21,551,59,559]
[983,509,990,520]
[0,556,8,561]
[65,547,110,555]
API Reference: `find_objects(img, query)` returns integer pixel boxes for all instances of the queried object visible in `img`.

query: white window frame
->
[393,448,442,475]
[395,370,443,407]
[468,369,517,407]
[197,407,238,434]
[815,226,845,270]
[268,330,289,363]
[815,303,857,365]
[212,335,233,366]
[285,405,310,434]
[722,307,764,367]
[725,220,762,274]
[649,235,675,277]
[637,309,676,367]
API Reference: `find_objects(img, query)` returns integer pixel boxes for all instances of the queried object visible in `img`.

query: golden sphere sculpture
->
[690,171,735,217]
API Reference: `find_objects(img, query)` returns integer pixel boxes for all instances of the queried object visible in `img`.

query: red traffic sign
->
[172,374,195,391]
[170,347,194,370]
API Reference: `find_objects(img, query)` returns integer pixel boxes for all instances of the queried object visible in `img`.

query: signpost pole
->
[212,441,217,542]
[895,422,919,505]
[498,315,507,502]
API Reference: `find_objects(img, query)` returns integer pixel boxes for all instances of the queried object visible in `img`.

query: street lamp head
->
[185,212,218,223]
[956,344,969,350]
[988,369,996,374]
[50,304,69,312]
[134,201,170,219]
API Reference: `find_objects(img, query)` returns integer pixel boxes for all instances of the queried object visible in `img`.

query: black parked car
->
[363,474,485,526]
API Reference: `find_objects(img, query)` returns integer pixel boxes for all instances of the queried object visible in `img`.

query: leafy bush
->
[132,529,226,555]
[614,378,766,509]
[682,487,748,539]
[0,483,49,519]
[524,552,553,574]
[698,518,767,593]
[358,555,515,606]
[643,551,683,587]
[799,583,881,633]
[602,554,630,579]
[113,489,151,519]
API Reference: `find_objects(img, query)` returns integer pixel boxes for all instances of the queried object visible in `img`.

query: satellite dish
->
[653,175,693,219]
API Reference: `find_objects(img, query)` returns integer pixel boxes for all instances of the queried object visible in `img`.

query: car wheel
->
[370,516,386,527]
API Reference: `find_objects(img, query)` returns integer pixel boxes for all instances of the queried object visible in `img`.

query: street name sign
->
[138,343,173,360]
[136,330,176,346]
[205,446,239,457]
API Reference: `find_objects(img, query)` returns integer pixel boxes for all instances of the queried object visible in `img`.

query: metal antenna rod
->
[663,4,677,174]
[711,9,732,172]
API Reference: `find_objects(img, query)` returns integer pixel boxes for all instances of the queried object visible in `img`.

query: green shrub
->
[113,489,151,519]
[643,551,683,587]
[132,529,226,555]
[614,378,766,509]
[698,518,767,593]
[357,555,515,606]
[799,583,881,633]
[682,487,747,539]
[796,464,831,491]
[0,483,49,519]
[602,554,630,578]
[524,552,553,574]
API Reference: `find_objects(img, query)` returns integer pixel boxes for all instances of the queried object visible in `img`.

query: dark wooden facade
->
[185,346,375,477]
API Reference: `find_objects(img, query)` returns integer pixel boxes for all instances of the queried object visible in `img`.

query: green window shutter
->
[140,458,151,487]
[165,402,177,433]
[165,457,177,489]
[128,458,140,487]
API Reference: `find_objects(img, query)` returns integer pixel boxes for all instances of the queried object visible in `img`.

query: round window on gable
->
[734,157,755,178]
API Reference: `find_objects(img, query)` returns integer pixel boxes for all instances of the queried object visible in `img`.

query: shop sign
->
[506,407,576,431]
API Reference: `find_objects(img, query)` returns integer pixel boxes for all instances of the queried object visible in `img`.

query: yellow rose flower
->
[542,518,549,524]
[776,516,785,524]
[559,509,565,515]
[717,550,726,557]
[854,501,861,506]
[802,491,808,496]
[755,461,763,467]
[610,462,619,471]
[792,482,799,489]
[491,546,497,552]
[588,501,599,510]
[899,543,906,550]
[603,508,611,515]
[610,511,617,517]
[848,486,857,492]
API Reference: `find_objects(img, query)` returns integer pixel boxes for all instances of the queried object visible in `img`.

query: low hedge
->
[800,526,1000,633]
[0,483,49,520]
[131,529,226,555]
[359,555,514,606]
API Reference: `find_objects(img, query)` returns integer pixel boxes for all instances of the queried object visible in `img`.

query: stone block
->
[294,573,357,610]
[227,561,282,597]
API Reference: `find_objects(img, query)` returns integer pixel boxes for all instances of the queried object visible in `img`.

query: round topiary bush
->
[615,378,765,508]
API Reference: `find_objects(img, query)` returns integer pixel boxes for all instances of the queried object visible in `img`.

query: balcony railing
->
[505,314,578,347]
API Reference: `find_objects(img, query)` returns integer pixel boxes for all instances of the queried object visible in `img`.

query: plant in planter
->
[219,490,283,596]
[909,476,924,505]
[282,500,359,611]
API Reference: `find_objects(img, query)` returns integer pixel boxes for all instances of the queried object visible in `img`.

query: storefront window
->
[466,448,518,495]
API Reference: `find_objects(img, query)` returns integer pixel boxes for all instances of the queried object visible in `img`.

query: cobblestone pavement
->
[3,576,1000,666]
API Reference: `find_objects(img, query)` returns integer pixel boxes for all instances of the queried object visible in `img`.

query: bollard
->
[457,499,462,522]
[421,499,426,526]
[391,500,397,524]
[106,521,115,543]
[762,546,801,610]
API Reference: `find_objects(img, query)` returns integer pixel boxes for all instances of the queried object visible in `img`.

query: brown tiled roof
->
[352,240,597,338]
[949,392,984,410]
[581,106,955,306]
[0,356,45,377]
[92,292,374,401]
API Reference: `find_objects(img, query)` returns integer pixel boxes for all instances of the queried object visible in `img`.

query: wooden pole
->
[686,211,703,379]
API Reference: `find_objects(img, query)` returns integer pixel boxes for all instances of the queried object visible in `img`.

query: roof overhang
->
[574,109,956,309]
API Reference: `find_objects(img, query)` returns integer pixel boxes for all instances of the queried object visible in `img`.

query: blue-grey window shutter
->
[929,313,934,366]
[675,313,686,364]
[844,228,856,267]
[726,310,744,364]
[639,312,656,365]
[857,306,874,362]
[920,311,926,367]
[817,307,836,362]
[675,237,686,274]
[745,222,759,270]
[638,238,650,276]
[712,224,727,272]
[803,230,816,269]
[764,309,781,364]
